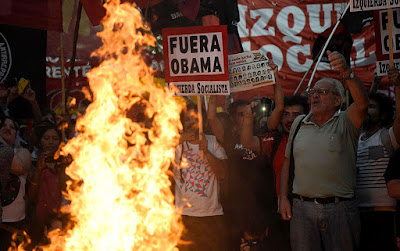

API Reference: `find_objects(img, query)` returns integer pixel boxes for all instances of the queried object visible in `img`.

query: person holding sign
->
[240,95,309,251]
[172,101,228,251]
[355,66,400,251]
[279,51,369,251]
[208,60,284,250]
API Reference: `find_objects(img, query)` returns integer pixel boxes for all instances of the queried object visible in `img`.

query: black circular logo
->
[0,32,12,83]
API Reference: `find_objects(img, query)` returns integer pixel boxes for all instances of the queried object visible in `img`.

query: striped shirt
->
[356,127,399,207]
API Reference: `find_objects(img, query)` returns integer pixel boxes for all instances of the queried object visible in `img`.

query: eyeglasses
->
[307,88,335,96]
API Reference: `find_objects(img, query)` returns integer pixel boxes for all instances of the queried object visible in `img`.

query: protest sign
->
[351,0,400,12]
[228,51,275,93]
[374,8,400,75]
[162,25,229,96]
[376,59,400,75]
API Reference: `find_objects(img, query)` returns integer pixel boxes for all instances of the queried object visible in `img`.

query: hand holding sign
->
[269,60,278,78]
[7,86,19,104]
[198,133,208,153]
[22,88,36,104]
[388,67,400,86]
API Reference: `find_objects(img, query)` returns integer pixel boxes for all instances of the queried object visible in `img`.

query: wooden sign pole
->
[60,32,66,142]
[197,95,204,159]
[388,8,394,67]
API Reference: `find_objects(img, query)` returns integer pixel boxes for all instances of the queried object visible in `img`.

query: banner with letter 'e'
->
[162,25,230,96]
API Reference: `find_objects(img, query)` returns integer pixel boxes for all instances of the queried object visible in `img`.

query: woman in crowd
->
[0,116,31,251]
[27,121,63,243]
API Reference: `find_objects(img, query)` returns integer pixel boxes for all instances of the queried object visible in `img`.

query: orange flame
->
[22,1,184,250]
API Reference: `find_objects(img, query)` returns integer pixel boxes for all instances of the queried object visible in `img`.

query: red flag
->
[80,0,106,26]
[134,0,165,9]
[0,0,62,31]
[178,0,200,21]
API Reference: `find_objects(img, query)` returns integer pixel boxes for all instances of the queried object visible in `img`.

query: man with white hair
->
[279,51,369,251]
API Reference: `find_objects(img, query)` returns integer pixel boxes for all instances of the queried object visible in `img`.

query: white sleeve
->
[173,144,183,174]
[206,135,227,160]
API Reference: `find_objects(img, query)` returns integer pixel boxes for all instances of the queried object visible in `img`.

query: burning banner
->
[14,0,184,250]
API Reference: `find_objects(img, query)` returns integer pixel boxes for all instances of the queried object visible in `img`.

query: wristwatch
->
[343,69,355,80]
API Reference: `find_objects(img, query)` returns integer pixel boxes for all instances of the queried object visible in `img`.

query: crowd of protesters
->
[173,51,400,251]
[0,49,400,251]
[0,80,81,250]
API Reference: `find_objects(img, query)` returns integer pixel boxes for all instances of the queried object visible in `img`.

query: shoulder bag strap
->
[288,115,305,203]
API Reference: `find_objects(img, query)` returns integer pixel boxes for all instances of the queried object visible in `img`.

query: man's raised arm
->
[267,61,284,131]
[240,105,261,153]
[327,50,368,128]
[207,95,225,144]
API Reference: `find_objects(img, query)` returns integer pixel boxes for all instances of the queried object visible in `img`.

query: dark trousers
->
[178,215,226,251]
[267,219,291,251]
[0,219,26,251]
[360,210,397,251]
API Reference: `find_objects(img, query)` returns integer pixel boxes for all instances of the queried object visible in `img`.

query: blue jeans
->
[290,198,360,251]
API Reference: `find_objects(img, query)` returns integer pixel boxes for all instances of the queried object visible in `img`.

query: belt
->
[293,194,353,204]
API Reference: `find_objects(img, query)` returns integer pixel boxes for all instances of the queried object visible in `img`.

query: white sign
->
[378,8,400,56]
[167,33,225,77]
[351,0,400,12]
[162,25,229,96]
[228,51,275,93]
[374,8,400,75]
[376,58,400,76]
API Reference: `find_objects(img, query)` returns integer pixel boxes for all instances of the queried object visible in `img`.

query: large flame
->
[30,1,183,250]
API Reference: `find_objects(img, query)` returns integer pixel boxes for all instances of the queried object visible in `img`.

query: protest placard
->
[374,8,400,75]
[351,0,400,12]
[228,51,275,93]
[162,25,229,96]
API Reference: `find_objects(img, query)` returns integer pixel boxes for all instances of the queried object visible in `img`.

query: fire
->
[23,1,184,250]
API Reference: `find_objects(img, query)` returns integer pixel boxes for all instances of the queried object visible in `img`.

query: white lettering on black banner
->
[0,33,12,83]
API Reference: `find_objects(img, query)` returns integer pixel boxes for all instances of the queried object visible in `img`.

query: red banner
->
[4,0,385,105]
[0,0,62,31]
[235,0,378,100]
[46,30,164,113]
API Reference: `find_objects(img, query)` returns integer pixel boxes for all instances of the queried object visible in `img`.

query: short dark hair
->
[284,95,309,114]
[228,99,250,116]
[369,92,394,127]
[33,120,62,149]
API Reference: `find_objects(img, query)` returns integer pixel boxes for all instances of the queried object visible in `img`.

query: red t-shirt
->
[36,168,62,225]
[259,132,288,196]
